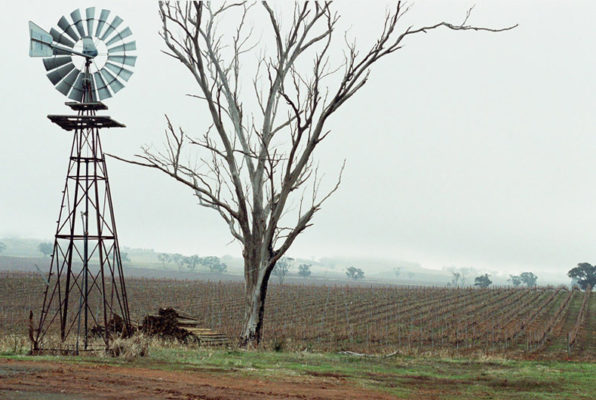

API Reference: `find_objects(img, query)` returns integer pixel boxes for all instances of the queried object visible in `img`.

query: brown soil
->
[0,359,399,400]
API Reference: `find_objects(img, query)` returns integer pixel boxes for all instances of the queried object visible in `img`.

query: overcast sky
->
[1,1,594,282]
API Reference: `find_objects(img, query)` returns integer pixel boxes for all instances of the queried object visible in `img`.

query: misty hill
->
[0,237,571,286]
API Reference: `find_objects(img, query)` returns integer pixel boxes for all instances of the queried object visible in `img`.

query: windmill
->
[28,8,135,353]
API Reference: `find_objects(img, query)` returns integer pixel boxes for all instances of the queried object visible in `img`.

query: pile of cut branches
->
[140,307,196,342]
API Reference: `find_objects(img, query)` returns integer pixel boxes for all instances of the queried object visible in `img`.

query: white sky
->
[1,1,594,282]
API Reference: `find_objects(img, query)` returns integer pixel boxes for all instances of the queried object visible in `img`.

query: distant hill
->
[0,237,570,286]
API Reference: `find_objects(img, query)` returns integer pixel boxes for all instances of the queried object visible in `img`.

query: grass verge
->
[1,341,594,399]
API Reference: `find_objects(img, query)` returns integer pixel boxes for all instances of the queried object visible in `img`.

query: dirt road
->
[0,358,397,400]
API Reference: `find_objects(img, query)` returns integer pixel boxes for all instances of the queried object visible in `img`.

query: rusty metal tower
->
[28,8,136,352]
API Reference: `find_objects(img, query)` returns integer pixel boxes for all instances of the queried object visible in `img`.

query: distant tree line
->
[448,270,538,289]
[157,253,228,273]
[271,258,314,284]
[508,272,538,287]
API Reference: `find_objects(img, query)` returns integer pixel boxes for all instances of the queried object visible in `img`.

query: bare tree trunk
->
[240,248,274,346]
[241,275,268,346]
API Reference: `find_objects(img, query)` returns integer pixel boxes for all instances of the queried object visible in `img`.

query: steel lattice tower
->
[28,7,137,353]
[33,64,131,352]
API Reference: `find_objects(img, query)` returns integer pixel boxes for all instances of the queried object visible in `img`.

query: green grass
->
[2,346,594,399]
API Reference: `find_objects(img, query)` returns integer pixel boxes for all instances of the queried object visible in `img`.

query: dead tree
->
[115,1,515,346]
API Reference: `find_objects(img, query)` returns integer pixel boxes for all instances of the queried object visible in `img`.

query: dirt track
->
[0,359,397,400]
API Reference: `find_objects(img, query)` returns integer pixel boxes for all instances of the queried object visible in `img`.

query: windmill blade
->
[47,62,75,85]
[57,15,79,42]
[105,62,133,82]
[95,9,111,38]
[70,9,86,38]
[105,27,132,47]
[93,72,112,100]
[85,7,96,38]
[68,73,97,102]
[43,56,72,72]
[68,72,86,102]
[100,16,123,41]
[50,28,75,48]
[82,37,98,57]
[108,41,136,54]
[29,21,53,57]
[55,69,80,96]
[100,68,125,94]
[107,55,137,67]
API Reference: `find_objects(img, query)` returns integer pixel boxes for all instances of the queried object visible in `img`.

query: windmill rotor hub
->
[72,38,107,73]
[82,37,98,58]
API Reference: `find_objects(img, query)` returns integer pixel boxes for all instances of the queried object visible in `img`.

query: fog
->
[1,1,595,284]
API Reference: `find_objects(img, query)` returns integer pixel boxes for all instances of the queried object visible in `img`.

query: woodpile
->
[140,307,229,346]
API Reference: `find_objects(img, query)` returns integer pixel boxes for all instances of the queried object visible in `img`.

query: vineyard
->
[0,272,593,360]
